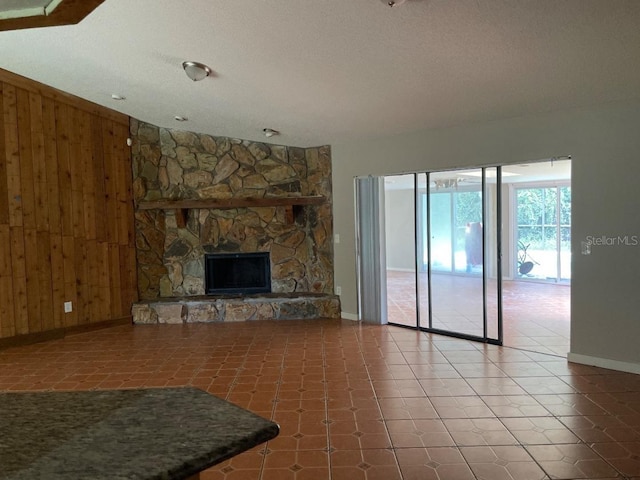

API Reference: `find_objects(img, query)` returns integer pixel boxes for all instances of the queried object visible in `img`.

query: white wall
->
[332,99,640,371]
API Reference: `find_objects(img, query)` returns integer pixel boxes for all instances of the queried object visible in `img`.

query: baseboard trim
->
[65,317,132,336]
[0,317,132,351]
[341,312,359,321]
[568,352,640,375]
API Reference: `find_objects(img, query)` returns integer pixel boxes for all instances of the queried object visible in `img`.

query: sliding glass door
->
[424,169,501,342]
[383,174,417,327]
[370,159,571,350]
[383,168,502,344]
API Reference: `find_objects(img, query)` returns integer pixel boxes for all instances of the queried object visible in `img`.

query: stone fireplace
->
[130,120,339,323]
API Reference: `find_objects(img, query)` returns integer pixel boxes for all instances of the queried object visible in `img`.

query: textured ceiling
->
[1,0,640,147]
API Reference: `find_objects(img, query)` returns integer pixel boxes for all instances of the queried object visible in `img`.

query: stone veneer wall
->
[131,120,333,300]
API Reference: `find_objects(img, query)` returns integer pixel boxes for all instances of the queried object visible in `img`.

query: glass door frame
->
[386,167,503,345]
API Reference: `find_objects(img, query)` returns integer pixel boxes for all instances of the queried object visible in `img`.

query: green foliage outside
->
[432,186,571,253]
[517,187,571,249]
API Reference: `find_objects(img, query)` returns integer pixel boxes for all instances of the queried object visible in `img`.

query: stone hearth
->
[132,293,340,324]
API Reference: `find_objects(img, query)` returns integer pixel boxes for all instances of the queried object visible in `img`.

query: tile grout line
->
[321,323,334,480]
[373,328,412,480]
[268,328,287,478]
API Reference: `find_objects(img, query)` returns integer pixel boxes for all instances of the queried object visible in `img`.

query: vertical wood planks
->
[29,92,49,232]
[0,72,137,340]
[43,97,64,330]
[9,226,28,335]
[97,241,110,320]
[102,118,118,245]
[61,234,78,327]
[119,244,137,318]
[42,98,60,234]
[0,84,13,338]
[55,102,73,236]
[80,109,96,240]
[115,122,130,246]
[49,234,65,329]
[108,243,122,318]
[37,231,54,332]
[0,84,9,226]
[69,106,86,239]
[91,115,106,242]
[4,84,22,227]
[0,225,15,338]
[16,88,36,230]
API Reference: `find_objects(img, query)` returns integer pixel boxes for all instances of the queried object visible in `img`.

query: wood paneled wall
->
[0,69,137,341]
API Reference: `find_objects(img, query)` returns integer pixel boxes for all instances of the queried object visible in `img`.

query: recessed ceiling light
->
[380,0,407,7]
[174,116,188,122]
[263,128,280,138]
[111,94,126,101]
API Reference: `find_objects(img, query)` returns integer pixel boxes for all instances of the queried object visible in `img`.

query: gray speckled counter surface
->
[0,387,279,479]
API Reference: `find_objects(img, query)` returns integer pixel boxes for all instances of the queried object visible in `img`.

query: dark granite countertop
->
[0,387,279,480]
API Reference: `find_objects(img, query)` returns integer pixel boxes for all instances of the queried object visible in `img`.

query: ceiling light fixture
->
[380,0,407,7]
[263,128,280,138]
[111,94,126,101]
[182,61,212,82]
[174,116,188,122]
[433,178,463,190]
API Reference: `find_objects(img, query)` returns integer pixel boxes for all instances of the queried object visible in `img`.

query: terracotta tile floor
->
[386,270,571,357]
[1,319,640,479]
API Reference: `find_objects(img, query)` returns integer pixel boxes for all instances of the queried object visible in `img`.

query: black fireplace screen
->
[204,252,271,295]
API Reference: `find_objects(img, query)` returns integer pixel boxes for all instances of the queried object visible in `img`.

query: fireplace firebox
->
[204,252,271,295]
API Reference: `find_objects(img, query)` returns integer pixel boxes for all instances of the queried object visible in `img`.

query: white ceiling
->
[1,0,640,147]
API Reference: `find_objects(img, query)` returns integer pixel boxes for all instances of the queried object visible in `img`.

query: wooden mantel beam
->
[137,196,326,227]
[137,196,326,211]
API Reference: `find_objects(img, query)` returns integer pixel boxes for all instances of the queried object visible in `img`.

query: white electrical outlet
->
[334,233,340,244]
[336,286,342,295]
[64,301,73,313]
